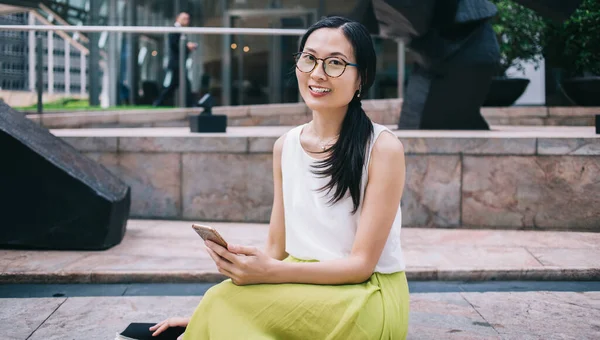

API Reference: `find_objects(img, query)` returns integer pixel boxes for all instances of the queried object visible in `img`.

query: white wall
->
[506,57,546,105]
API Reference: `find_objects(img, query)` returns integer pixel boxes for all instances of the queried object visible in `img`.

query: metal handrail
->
[0,24,307,36]
[38,3,89,43]
[29,12,89,54]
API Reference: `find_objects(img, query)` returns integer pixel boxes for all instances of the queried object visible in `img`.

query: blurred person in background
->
[153,12,197,107]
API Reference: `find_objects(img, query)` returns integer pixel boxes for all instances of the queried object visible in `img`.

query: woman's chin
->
[304,99,334,112]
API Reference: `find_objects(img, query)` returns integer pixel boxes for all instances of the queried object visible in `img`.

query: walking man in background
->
[153,12,198,107]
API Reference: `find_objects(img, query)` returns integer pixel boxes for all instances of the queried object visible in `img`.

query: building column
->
[80,52,86,95]
[191,4,204,96]
[397,39,405,99]
[28,11,35,91]
[221,7,231,106]
[126,0,138,105]
[108,0,118,106]
[89,0,101,106]
[269,20,282,104]
[65,38,70,95]
[48,30,54,94]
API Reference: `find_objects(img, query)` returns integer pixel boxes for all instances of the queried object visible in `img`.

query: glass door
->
[222,8,317,106]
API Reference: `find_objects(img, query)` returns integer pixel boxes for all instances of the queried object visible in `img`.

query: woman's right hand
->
[149,317,190,338]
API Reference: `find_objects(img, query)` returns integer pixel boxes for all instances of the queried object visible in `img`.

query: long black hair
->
[297,16,376,214]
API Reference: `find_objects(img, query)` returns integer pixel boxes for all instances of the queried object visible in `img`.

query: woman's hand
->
[205,240,278,286]
[149,317,189,339]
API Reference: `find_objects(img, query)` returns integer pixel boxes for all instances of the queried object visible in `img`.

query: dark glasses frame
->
[293,52,359,78]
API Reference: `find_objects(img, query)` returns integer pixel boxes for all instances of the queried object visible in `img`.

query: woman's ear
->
[355,75,363,97]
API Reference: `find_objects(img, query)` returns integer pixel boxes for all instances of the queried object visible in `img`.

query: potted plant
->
[484,0,546,106]
[543,0,600,106]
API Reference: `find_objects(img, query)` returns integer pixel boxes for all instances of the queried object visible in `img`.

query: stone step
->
[24,99,600,129]
[51,125,600,230]
[2,220,599,284]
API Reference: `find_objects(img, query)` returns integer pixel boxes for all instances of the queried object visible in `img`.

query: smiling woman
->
[149,16,409,340]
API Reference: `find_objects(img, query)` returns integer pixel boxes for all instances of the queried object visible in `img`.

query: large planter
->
[483,77,530,107]
[561,76,600,106]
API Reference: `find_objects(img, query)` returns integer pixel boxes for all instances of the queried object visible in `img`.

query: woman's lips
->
[309,85,332,97]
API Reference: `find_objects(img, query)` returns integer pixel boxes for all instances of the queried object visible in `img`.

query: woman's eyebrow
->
[304,47,349,59]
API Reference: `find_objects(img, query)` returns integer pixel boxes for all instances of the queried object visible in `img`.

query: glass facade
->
[0,0,407,106]
[0,13,28,90]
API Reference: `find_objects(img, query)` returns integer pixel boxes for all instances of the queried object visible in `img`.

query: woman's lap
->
[183,259,409,340]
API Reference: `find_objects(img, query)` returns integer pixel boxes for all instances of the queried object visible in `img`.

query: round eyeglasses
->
[294,52,359,78]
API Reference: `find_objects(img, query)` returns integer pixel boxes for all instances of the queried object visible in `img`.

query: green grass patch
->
[14,98,172,112]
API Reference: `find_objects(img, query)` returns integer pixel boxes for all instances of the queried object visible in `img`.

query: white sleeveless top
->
[281,122,405,274]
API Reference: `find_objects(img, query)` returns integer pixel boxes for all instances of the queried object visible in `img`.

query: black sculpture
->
[189,93,227,133]
[352,0,584,130]
[0,101,130,250]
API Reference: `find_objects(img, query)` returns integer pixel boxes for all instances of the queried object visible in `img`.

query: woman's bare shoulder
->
[273,132,289,156]
[372,130,404,160]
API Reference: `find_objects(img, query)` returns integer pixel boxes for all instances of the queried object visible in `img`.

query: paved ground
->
[1,290,599,339]
[2,220,599,283]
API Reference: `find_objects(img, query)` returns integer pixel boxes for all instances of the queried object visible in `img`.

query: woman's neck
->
[310,106,347,139]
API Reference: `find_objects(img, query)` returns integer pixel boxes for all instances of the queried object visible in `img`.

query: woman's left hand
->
[205,240,277,286]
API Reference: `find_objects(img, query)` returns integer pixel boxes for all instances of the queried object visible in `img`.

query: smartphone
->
[192,224,228,248]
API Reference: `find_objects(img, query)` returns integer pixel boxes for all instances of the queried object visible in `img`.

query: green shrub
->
[543,0,600,77]
[490,0,546,75]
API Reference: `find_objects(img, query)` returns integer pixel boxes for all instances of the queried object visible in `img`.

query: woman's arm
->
[264,135,288,261]
[270,131,406,284]
[206,132,406,285]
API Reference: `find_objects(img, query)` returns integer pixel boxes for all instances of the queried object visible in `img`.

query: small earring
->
[357,85,362,98]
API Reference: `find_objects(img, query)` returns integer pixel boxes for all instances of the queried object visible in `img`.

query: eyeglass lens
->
[296,53,346,77]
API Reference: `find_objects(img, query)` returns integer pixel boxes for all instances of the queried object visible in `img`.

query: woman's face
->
[296,28,361,113]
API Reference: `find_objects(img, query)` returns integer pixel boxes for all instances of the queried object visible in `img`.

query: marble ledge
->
[63,136,118,152]
[0,272,93,284]
[4,268,598,284]
[87,271,226,284]
[117,110,190,125]
[248,102,310,117]
[53,127,600,154]
[537,138,600,155]
[0,271,226,284]
[548,106,600,117]
[400,137,536,155]
[117,136,249,153]
[62,135,539,154]
[482,106,548,118]
[42,111,119,128]
[430,268,600,281]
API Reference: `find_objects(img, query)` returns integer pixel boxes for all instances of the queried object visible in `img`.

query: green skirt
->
[183,256,409,340]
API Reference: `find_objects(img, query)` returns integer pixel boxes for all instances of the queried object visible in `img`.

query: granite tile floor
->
[1,291,599,339]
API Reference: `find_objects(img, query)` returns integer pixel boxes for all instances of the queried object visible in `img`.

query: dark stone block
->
[483,77,530,107]
[189,114,227,133]
[0,101,130,250]
[562,77,600,107]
